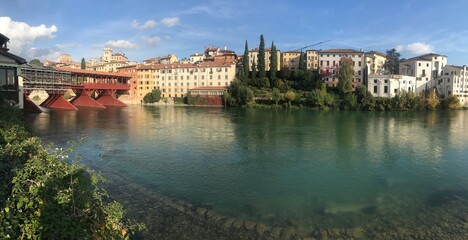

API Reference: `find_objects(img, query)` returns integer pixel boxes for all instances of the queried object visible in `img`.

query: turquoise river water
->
[24,106,468,238]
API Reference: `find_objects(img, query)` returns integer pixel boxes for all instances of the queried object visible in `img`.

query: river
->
[24,106,468,239]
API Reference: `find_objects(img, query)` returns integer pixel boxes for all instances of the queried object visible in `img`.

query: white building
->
[248,48,281,71]
[399,53,447,93]
[436,65,468,106]
[368,74,416,98]
[318,49,365,88]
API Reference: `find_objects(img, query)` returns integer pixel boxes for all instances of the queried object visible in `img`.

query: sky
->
[1,0,468,65]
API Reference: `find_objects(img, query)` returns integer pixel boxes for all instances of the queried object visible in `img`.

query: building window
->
[384,86,388,93]
[374,86,377,93]
[374,79,377,83]
[394,89,397,93]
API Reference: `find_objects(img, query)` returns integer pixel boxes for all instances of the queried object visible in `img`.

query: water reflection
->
[24,107,468,233]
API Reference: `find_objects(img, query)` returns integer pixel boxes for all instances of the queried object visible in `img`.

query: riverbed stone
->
[256,223,269,235]
[243,220,257,230]
[280,227,296,239]
[348,227,364,238]
[196,207,207,217]
[270,227,282,239]
[223,218,235,229]
[231,219,244,229]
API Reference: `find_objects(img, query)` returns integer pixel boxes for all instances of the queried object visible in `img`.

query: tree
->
[258,34,266,78]
[28,59,42,66]
[80,58,86,69]
[384,48,400,74]
[242,40,250,78]
[269,41,277,80]
[272,88,281,105]
[143,89,162,103]
[426,89,440,110]
[251,59,257,79]
[298,51,307,70]
[284,91,296,107]
[226,81,254,106]
[337,57,354,94]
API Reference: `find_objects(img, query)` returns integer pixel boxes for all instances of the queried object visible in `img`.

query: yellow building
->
[248,48,281,71]
[306,50,319,70]
[281,51,301,70]
[365,51,386,74]
[121,60,237,103]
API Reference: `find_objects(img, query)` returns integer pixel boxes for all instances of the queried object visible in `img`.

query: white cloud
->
[161,17,180,27]
[103,40,136,49]
[0,16,57,56]
[143,36,161,47]
[131,19,157,30]
[396,42,434,54]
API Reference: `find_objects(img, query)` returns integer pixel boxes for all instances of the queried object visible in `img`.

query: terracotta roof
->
[282,51,301,54]
[56,67,132,78]
[319,49,363,53]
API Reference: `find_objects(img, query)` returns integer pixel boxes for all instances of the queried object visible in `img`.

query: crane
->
[293,39,332,52]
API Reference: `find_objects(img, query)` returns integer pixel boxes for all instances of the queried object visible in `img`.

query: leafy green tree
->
[426,89,440,110]
[355,85,376,111]
[272,88,281,105]
[143,89,162,103]
[258,34,266,78]
[442,95,461,110]
[81,58,86,69]
[269,41,277,81]
[284,90,296,108]
[340,93,358,110]
[337,57,354,94]
[226,81,254,106]
[28,59,42,66]
[384,48,400,74]
[242,40,250,79]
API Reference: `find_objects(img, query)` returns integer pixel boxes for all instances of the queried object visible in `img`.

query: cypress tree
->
[242,40,250,78]
[251,59,257,79]
[299,51,306,70]
[258,34,266,78]
[269,41,277,79]
[80,58,86,69]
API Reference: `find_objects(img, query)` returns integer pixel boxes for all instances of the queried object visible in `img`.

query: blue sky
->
[1,0,468,65]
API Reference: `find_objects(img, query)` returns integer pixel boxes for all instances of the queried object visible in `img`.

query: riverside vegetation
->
[0,98,144,239]
[224,35,463,110]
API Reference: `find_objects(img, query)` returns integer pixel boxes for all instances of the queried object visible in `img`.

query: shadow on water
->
[427,190,468,207]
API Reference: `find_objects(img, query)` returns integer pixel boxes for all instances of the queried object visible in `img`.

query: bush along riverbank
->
[0,100,144,239]
[224,79,463,111]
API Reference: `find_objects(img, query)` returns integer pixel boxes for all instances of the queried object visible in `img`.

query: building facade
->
[368,74,416,98]
[399,53,447,93]
[318,49,365,88]
[281,51,301,70]
[306,50,319,70]
[365,51,386,74]
[0,33,27,107]
[436,65,468,106]
[122,61,237,103]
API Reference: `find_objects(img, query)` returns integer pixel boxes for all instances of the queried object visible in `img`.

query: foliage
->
[383,48,400,74]
[64,91,72,100]
[337,57,354,95]
[32,95,41,101]
[242,40,250,79]
[283,91,296,108]
[355,85,376,111]
[442,95,461,110]
[340,93,358,111]
[80,58,86,70]
[0,103,144,239]
[269,41,277,81]
[251,60,257,79]
[272,88,281,105]
[298,51,306,70]
[143,89,162,103]
[28,59,43,67]
[258,34,266,78]
[426,89,440,110]
[188,93,223,105]
[226,81,254,106]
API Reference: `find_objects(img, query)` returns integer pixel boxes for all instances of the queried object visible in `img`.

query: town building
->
[399,53,447,93]
[306,49,319,70]
[365,51,386,74]
[367,74,416,98]
[248,48,281,72]
[120,60,237,103]
[281,51,301,70]
[44,53,81,69]
[318,49,365,89]
[143,54,178,65]
[0,33,27,106]
[436,65,468,106]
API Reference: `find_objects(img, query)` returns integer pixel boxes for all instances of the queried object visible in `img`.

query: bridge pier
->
[96,89,127,107]
[40,90,78,110]
[71,89,106,108]
[22,90,42,113]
